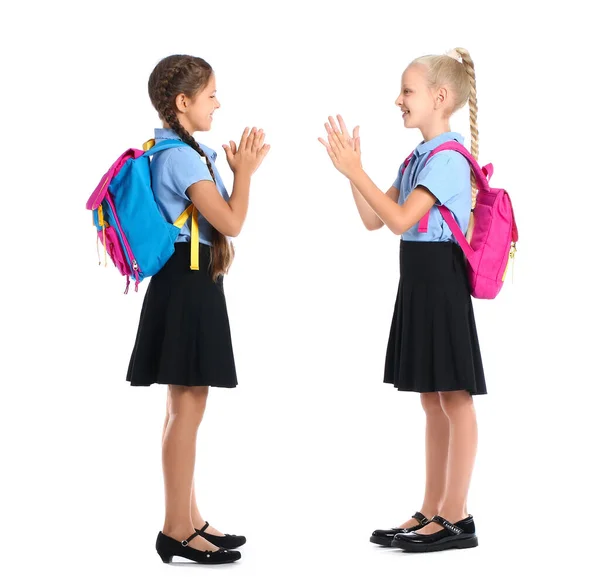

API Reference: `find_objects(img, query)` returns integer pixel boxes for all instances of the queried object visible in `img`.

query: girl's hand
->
[223,127,270,176]
[318,115,362,179]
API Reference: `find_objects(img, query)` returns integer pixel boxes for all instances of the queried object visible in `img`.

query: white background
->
[1,1,599,575]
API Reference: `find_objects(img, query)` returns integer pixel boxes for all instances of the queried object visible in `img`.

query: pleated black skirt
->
[383,241,487,395]
[127,242,237,387]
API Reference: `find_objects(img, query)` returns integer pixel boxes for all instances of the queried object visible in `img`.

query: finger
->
[328,132,342,153]
[355,136,361,155]
[257,130,266,150]
[324,121,334,134]
[252,129,263,152]
[259,143,271,159]
[328,116,345,148]
[222,144,234,163]
[319,138,338,164]
[239,127,250,150]
[328,115,341,134]
[337,115,350,139]
[230,140,237,155]
[353,125,360,140]
[246,127,257,151]
[329,127,345,150]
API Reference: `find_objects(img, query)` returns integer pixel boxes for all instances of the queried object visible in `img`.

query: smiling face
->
[395,64,436,129]
[395,64,452,135]
[174,73,220,133]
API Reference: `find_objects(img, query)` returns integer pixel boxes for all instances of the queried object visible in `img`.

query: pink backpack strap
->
[438,206,475,260]
[427,141,492,193]
[417,212,429,232]
[417,141,493,235]
[400,153,413,175]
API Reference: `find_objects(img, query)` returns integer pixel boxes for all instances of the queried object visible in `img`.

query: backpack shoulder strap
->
[438,206,474,259]
[142,138,189,157]
[426,141,491,193]
[400,153,413,175]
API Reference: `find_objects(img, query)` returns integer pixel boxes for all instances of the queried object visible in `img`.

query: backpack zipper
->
[104,195,141,286]
[502,242,516,282]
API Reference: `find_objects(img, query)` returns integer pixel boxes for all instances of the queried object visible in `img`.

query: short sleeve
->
[166,146,214,199]
[415,151,470,207]
[392,170,402,191]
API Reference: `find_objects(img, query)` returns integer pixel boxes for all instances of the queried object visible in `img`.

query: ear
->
[434,86,448,110]
[174,93,189,114]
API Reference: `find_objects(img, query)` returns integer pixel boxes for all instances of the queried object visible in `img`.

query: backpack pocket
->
[99,225,132,277]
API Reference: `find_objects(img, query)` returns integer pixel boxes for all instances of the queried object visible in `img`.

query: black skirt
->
[127,243,237,387]
[384,241,487,395]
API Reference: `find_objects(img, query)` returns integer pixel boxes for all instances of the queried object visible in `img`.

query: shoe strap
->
[197,522,235,538]
[431,515,463,535]
[181,531,200,547]
[412,511,428,525]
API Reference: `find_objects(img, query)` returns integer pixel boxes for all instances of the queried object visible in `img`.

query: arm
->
[351,181,400,231]
[350,168,436,235]
[184,127,269,238]
[187,170,251,238]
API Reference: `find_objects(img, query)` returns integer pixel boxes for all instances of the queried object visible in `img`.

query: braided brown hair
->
[148,55,234,280]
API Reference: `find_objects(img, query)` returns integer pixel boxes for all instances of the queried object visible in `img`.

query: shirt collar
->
[414,131,464,156]
[154,127,217,161]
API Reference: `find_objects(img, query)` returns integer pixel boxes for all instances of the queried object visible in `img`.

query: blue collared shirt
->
[393,131,471,242]
[151,127,230,245]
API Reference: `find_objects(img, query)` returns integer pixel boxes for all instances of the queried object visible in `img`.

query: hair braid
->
[454,48,479,210]
[148,55,234,279]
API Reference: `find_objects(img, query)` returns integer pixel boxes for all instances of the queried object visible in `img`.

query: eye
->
[404,89,410,94]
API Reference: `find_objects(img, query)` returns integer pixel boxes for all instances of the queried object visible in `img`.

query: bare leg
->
[190,485,225,537]
[161,385,218,552]
[161,392,225,538]
[417,390,478,534]
[396,392,450,528]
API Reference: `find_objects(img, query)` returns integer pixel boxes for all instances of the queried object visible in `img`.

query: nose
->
[215,98,221,109]
[395,94,402,107]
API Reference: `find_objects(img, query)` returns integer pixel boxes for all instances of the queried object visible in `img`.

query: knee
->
[420,392,444,416]
[168,386,209,420]
[439,391,473,418]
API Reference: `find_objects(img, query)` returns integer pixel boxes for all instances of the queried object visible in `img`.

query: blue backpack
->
[86,139,202,293]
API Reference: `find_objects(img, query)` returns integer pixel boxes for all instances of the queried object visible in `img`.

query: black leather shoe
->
[370,512,429,546]
[391,515,478,552]
[156,530,242,564]
[195,521,247,549]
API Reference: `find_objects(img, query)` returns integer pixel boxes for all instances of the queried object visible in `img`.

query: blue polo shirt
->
[151,128,231,245]
[393,132,471,243]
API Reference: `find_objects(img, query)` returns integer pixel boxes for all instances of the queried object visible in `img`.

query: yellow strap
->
[190,207,199,270]
[142,138,156,151]
[102,225,107,267]
[174,205,194,228]
[174,205,200,271]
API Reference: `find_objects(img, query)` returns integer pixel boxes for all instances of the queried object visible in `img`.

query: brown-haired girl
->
[127,54,270,565]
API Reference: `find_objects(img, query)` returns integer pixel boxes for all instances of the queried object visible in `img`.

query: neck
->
[420,118,451,142]
[163,114,196,135]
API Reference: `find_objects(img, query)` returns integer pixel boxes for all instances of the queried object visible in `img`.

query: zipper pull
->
[502,242,517,283]
[510,243,517,284]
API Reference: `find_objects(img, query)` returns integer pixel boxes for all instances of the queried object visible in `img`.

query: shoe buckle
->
[181,539,189,547]
[443,521,461,534]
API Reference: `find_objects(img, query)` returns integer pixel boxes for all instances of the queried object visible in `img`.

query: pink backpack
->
[402,141,518,299]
